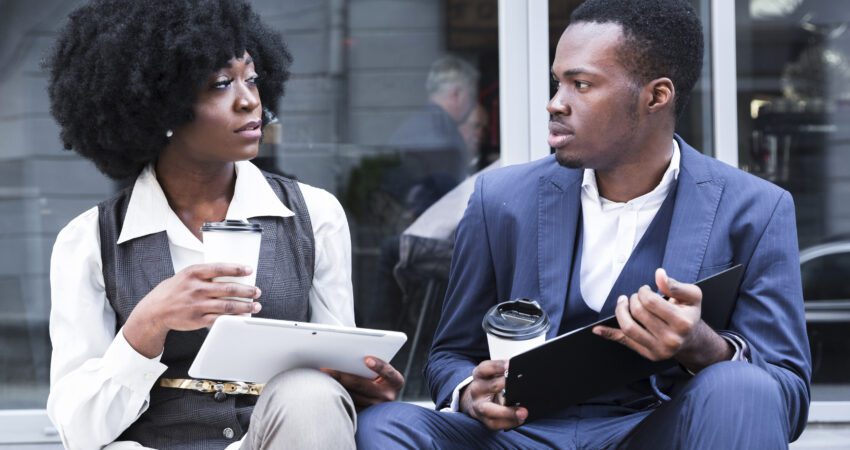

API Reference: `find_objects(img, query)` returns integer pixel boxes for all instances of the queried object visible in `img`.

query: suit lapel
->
[661,140,725,285]
[537,166,582,338]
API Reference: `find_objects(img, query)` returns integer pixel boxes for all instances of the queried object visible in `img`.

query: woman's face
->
[167,51,263,164]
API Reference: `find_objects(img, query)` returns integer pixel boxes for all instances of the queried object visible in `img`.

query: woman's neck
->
[154,152,237,239]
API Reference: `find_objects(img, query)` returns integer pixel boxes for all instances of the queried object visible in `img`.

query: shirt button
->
[223,427,235,439]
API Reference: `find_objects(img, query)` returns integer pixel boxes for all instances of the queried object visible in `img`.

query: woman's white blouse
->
[47,161,355,449]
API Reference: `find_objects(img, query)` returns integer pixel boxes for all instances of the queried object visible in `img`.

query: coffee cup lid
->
[201,219,262,233]
[482,298,550,340]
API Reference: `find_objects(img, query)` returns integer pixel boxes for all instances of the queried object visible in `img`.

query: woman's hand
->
[322,357,405,409]
[123,263,262,358]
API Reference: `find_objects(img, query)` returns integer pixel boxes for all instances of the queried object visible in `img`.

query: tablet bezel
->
[188,316,407,382]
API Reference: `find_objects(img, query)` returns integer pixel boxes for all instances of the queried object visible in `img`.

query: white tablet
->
[188,316,408,382]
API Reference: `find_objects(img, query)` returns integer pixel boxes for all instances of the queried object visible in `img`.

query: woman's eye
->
[213,78,232,89]
[247,76,260,85]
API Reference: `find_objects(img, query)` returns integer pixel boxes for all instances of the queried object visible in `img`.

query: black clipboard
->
[504,264,744,420]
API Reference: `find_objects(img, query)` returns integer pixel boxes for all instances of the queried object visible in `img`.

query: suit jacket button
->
[223,427,235,439]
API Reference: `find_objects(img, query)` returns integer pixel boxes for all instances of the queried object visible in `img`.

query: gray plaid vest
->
[97,171,314,449]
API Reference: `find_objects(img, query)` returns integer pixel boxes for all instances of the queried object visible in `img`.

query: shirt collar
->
[116,160,293,245]
[581,139,680,206]
[226,161,295,221]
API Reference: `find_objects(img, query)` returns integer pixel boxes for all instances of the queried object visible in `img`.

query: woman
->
[45,1,402,448]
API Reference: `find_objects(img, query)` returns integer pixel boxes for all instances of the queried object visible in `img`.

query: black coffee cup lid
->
[201,219,262,233]
[482,298,550,340]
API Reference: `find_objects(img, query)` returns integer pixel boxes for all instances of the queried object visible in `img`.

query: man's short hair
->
[571,0,704,118]
[425,55,480,96]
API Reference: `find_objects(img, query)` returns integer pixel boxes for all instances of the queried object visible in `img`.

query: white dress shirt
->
[47,161,354,450]
[578,141,680,312]
[448,140,746,411]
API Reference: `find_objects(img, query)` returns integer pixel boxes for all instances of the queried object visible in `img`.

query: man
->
[361,56,481,331]
[384,55,481,217]
[386,55,480,166]
[356,0,811,448]
[459,103,489,171]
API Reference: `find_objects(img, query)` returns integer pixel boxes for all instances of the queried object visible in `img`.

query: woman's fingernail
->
[253,302,262,312]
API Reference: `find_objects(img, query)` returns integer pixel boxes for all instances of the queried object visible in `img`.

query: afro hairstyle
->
[45,0,293,180]
[570,0,704,119]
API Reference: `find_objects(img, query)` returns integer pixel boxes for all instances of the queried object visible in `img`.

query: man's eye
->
[551,78,560,89]
[574,81,590,90]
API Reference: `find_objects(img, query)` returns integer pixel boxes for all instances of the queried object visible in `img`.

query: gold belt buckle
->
[212,382,227,402]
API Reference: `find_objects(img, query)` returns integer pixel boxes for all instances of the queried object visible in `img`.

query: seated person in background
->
[361,56,482,331]
[385,55,481,216]
[356,0,811,448]
[459,103,489,172]
[45,1,401,449]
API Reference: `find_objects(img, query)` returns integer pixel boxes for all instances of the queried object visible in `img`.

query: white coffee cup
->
[482,299,551,361]
[202,219,263,316]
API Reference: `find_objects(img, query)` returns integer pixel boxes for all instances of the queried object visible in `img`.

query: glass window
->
[263,0,500,401]
[0,0,115,414]
[735,0,850,398]
[801,246,850,301]
[0,0,501,424]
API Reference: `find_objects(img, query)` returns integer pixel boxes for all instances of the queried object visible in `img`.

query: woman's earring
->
[166,129,173,138]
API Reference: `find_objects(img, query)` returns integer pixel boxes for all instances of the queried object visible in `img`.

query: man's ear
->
[646,77,674,114]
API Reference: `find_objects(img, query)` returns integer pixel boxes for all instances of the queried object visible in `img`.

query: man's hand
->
[592,268,733,373]
[322,357,404,409]
[460,360,528,431]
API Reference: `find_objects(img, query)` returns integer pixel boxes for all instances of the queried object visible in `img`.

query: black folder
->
[504,264,745,420]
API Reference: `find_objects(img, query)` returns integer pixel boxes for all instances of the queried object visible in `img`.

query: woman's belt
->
[160,378,264,401]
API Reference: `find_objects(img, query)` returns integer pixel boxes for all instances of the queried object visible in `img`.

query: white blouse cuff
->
[103,328,168,392]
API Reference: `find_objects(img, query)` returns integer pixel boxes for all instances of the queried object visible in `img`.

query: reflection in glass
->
[268,0,501,400]
[737,0,850,394]
[0,0,502,409]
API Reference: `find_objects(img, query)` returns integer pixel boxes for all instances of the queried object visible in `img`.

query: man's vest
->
[559,183,678,410]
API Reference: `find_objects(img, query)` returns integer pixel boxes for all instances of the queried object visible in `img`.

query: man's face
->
[448,83,478,123]
[547,22,643,170]
[460,104,488,156]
